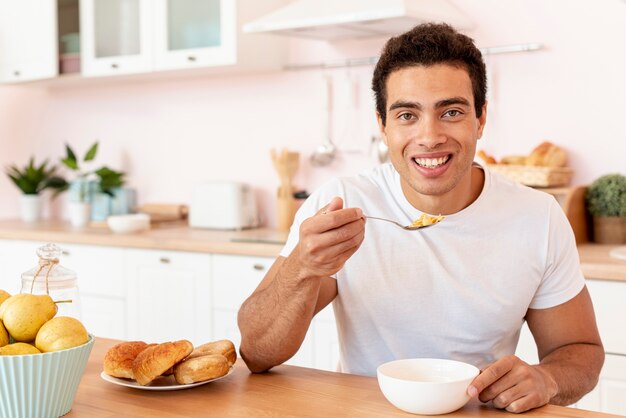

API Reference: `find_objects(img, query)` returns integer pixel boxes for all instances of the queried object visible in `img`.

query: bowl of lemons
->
[0,290,94,418]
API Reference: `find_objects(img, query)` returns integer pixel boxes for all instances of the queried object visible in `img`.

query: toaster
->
[189,181,259,230]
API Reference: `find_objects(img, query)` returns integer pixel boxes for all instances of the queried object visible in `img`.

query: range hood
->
[243,0,473,40]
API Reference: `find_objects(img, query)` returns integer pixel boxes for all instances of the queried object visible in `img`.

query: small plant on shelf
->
[6,158,67,197]
[585,173,626,244]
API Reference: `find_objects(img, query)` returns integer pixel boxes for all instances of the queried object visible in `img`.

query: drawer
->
[212,254,274,310]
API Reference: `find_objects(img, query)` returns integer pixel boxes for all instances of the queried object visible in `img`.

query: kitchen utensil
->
[377,358,479,415]
[271,148,300,231]
[311,76,337,166]
[371,136,389,163]
[364,215,440,231]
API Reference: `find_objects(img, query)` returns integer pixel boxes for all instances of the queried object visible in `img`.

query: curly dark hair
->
[372,23,487,125]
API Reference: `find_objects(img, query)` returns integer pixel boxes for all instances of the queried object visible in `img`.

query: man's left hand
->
[467,355,559,413]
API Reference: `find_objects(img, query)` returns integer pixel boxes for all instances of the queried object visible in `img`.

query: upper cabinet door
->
[0,0,58,83]
[80,0,154,76]
[153,0,236,71]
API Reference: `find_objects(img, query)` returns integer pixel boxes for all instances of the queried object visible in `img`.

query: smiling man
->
[238,23,604,413]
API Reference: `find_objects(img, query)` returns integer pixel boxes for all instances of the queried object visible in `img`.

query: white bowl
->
[0,335,95,418]
[107,213,150,233]
[377,358,479,415]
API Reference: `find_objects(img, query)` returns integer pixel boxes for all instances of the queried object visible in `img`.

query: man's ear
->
[376,112,388,145]
[477,103,488,139]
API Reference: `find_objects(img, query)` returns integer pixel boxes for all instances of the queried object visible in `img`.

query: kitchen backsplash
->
[0,0,624,226]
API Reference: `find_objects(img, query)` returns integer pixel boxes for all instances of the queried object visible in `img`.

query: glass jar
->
[20,243,82,320]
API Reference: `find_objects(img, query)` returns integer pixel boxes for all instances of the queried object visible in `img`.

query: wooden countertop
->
[0,220,624,282]
[0,219,285,257]
[66,338,619,418]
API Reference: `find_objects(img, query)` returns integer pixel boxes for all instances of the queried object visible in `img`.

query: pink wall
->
[1,0,625,225]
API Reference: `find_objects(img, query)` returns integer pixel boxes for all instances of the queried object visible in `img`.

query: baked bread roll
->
[174,353,230,384]
[132,340,193,386]
[500,155,527,165]
[526,141,567,167]
[189,339,237,366]
[103,341,154,379]
[476,149,497,165]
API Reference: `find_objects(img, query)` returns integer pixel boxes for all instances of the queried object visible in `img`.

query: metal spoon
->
[311,76,337,167]
[364,215,442,231]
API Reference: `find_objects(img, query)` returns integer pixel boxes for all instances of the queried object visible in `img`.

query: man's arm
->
[468,286,604,413]
[237,197,365,373]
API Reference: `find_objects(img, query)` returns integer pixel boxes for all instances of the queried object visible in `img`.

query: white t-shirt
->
[280,163,585,376]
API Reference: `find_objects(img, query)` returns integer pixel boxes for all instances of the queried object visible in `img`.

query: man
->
[238,23,603,413]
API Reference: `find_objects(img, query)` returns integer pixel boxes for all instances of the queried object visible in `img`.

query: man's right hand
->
[292,196,366,279]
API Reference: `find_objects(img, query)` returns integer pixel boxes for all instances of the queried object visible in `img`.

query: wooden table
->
[66,338,620,418]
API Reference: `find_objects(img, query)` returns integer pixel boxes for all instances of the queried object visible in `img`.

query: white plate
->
[100,367,234,391]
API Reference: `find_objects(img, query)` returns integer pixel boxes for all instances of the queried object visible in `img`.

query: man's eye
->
[399,113,414,121]
[443,109,462,118]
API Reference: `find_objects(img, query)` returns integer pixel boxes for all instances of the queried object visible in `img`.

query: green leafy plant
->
[5,158,68,197]
[61,142,126,200]
[585,173,626,217]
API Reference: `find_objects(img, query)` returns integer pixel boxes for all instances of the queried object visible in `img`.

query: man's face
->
[377,64,487,211]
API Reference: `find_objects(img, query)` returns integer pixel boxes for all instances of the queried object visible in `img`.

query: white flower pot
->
[68,201,92,227]
[19,194,42,223]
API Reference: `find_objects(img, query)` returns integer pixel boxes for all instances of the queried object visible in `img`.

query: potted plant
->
[61,142,127,226]
[5,158,68,222]
[585,173,626,244]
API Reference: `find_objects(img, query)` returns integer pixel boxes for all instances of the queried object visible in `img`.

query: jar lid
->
[21,243,77,284]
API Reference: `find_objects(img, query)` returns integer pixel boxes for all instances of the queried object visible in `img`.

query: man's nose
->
[415,116,447,149]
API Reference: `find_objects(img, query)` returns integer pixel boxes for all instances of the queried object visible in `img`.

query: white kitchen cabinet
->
[125,248,212,345]
[576,354,626,415]
[0,239,44,294]
[0,0,58,83]
[211,253,331,369]
[153,0,235,71]
[79,0,155,76]
[80,0,287,77]
[586,279,626,356]
[312,305,340,372]
[59,243,128,340]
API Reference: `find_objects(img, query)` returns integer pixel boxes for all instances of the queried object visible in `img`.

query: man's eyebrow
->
[388,100,422,112]
[436,97,471,108]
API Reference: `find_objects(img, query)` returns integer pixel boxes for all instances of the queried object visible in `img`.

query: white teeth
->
[414,155,450,168]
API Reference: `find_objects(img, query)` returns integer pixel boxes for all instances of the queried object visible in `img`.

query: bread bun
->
[476,150,497,165]
[189,339,236,366]
[174,353,230,384]
[132,340,193,386]
[526,141,567,167]
[103,341,154,379]
[500,155,527,165]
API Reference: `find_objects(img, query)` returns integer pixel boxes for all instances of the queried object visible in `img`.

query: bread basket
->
[0,335,95,418]
[487,164,573,187]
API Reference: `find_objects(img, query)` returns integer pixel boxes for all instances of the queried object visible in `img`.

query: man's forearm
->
[538,343,605,405]
[237,257,322,372]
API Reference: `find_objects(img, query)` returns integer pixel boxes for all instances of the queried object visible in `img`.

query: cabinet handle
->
[111,63,119,69]
[187,56,196,62]
[62,250,70,256]
[159,257,171,264]
[13,70,20,77]
[253,264,265,271]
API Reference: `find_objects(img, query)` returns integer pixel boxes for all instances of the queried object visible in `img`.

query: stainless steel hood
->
[243,0,473,40]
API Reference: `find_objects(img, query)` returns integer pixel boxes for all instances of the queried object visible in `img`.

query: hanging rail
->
[283,42,544,71]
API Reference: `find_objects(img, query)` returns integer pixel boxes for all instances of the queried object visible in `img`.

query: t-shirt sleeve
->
[529,200,586,309]
[279,178,345,259]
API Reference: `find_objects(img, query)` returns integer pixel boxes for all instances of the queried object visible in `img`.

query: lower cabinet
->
[211,254,340,372]
[125,248,212,346]
[515,279,626,415]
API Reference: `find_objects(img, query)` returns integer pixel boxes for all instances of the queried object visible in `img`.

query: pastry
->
[132,340,193,386]
[189,339,237,366]
[500,155,527,165]
[526,141,567,167]
[476,149,497,165]
[103,341,154,379]
[174,353,230,384]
